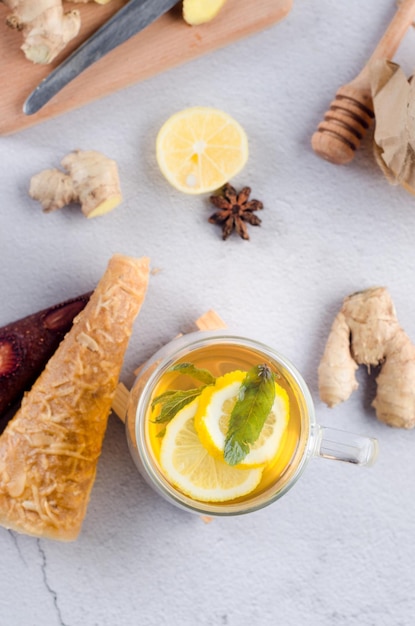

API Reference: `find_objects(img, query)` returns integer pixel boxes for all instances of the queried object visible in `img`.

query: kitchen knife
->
[23,0,179,115]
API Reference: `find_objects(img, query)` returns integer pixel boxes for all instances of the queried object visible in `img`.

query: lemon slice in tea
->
[194,370,290,468]
[156,107,248,194]
[159,399,263,502]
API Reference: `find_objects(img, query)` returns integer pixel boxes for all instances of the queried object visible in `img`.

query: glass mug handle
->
[314,425,379,467]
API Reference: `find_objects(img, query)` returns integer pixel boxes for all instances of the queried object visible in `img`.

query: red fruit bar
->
[0,293,91,428]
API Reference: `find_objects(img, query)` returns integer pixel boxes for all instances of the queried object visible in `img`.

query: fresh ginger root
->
[318,287,415,428]
[2,0,113,64]
[29,150,122,218]
[2,0,81,64]
[183,0,227,25]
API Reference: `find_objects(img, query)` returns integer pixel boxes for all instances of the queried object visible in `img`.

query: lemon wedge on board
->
[183,0,228,25]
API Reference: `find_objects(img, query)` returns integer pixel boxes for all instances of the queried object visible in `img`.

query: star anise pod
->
[208,183,263,240]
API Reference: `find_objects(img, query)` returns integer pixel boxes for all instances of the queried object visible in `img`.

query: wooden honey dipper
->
[312,0,415,164]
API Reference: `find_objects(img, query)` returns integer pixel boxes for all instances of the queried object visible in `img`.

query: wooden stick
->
[194,310,227,331]
[311,0,415,165]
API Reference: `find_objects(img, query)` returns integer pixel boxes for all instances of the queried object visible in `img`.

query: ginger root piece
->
[0,254,150,540]
[29,150,122,218]
[2,0,114,64]
[318,287,415,428]
[2,0,81,64]
[0,292,91,430]
[183,0,227,25]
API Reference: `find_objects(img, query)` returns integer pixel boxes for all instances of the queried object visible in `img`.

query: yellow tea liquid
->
[145,341,308,504]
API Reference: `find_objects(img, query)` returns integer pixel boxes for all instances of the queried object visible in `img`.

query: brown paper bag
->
[370,58,415,192]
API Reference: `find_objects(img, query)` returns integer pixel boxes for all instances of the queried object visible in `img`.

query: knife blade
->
[23,0,179,116]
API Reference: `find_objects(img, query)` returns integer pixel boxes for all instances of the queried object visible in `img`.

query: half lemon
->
[156,106,248,194]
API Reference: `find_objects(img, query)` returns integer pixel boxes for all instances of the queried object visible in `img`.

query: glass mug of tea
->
[125,332,378,516]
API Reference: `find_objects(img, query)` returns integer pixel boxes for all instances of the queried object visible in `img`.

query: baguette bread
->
[0,254,150,541]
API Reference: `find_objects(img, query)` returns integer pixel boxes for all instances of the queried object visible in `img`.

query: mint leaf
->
[152,387,206,424]
[170,362,216,385]
[151,389,177,408]
[224,364,276,466]
[150,364,216,429]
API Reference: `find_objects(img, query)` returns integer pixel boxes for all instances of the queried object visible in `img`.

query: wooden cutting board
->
[0,0,292,135]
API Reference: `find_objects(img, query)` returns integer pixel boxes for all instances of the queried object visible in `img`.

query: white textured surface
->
[1,1,415,624]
